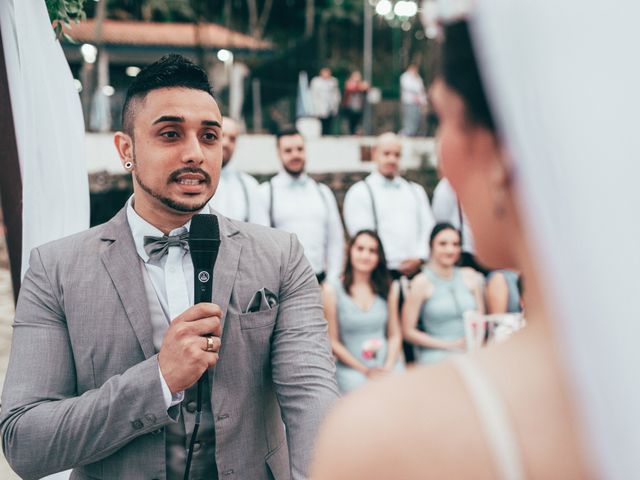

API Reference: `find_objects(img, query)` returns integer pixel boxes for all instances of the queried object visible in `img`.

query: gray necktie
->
[143,231,189,261]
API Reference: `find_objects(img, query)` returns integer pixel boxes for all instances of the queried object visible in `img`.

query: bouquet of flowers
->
[361,338,383,360]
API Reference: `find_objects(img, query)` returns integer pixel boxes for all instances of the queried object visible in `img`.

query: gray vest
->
[141,265,218,480]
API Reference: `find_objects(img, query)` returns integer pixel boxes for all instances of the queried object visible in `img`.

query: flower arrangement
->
[361,338,383,360]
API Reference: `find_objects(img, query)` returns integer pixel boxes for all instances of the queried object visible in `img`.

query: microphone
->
[189,214,221,304]
[184,213,220,480]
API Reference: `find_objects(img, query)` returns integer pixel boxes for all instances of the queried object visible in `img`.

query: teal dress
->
[488,269,522,313]
[416,267,477,364]
[333,281,402,394]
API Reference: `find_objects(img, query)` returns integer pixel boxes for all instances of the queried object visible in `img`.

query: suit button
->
[192,441,202,453]
[186,401,197,413]
[217,414,229,420]
[145,413,157,423]
[131,419,144,430]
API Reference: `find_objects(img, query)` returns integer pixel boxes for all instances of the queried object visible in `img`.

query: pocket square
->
[244,288,278,313]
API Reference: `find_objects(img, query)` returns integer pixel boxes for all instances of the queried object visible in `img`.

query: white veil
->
[466,2,640,478]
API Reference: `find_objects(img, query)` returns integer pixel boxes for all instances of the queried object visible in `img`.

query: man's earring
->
[124,161,133,170]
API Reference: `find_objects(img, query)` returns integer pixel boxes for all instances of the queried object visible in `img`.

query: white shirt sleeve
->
[320,185,345,282]
[257,181,272,227]
[244,174,270,226]
[432,179,457,223]
[158,363,184,409]
[343,181,376,237]
[411,182,436,261]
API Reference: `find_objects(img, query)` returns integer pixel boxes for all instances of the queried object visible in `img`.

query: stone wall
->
[89,165,440,227]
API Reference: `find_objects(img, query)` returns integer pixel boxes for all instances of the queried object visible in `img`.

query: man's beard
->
[283,160,304,178]
[134,161,213,213]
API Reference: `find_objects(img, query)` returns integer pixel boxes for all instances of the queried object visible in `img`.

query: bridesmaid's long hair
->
[343,230,392,299]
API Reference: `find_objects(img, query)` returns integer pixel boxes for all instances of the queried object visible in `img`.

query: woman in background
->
[341,71,369,135]
[402,222,484,364]
[322,230,403,394]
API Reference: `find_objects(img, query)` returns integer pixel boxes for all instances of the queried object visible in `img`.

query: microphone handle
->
[184,262,216,479]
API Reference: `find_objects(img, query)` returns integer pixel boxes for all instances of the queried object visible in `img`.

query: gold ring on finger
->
[205,336,216,352]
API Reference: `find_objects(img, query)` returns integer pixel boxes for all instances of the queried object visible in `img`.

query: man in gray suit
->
[0,54,338,480]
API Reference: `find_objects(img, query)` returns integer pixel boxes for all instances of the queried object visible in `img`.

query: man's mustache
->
[168,167,212,184]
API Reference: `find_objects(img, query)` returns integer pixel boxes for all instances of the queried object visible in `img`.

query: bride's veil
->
[460,1,640,477]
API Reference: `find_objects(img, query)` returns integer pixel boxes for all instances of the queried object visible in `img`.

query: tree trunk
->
[224,0,232,28]
[190,0,206,67]
[247,0,259,37]
[304,0,315,38]
[246,0,272,39]
[257,0,274,38]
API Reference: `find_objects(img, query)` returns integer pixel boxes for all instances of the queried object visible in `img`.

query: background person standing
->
[207,116,269,225]
[258,128,344,284]
[343,132,435,280]
[341,70,369,135]
[399,64,427,136]
[310,68,341,136]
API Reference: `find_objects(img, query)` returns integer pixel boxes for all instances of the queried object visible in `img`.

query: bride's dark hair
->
[442,21,496,132]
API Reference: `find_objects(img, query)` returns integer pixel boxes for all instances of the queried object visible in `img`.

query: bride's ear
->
[487,144,515,219]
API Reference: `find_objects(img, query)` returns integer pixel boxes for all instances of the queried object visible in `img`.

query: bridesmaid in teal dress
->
[322,230,403,394]
[486,269,522,313]
[402,223,485,364]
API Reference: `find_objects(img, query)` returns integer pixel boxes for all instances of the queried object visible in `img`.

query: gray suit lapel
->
[100,209,156,359]
[212,215,242,335]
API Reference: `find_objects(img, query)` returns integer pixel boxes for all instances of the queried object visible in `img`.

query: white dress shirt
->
[208,165,269,226]
[309,75,341,118]
[431,178,475,254]
[126,197,213,409]
[257,171,344,281]
[400,70,427,106]
[343,172,435,270]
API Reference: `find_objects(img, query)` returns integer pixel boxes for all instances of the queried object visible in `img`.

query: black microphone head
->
[189,214,220,253]
[189,215,221,297]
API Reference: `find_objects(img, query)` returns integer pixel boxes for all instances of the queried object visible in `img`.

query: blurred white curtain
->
[471,2,640,478]
[0,0,90,282]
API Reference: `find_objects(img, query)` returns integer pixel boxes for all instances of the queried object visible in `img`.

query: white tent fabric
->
[0,0,89,281]
[470,2,640,478]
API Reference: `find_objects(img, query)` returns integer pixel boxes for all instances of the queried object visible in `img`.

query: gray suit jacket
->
[0,208,338,479]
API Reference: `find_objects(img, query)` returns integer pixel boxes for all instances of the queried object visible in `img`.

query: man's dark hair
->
[276,126,302,147]
[121,54,214,135]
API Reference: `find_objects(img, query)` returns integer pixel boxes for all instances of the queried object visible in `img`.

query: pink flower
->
[361,338,383,360]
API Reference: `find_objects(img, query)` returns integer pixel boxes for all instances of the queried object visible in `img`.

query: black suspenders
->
[363,177,423,240]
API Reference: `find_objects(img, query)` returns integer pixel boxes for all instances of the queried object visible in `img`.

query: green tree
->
[46,0,87,38]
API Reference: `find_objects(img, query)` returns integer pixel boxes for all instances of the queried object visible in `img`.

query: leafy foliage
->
[45,0,87,39]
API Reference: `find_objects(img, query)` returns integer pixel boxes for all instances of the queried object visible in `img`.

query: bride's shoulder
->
[310,363,496,479]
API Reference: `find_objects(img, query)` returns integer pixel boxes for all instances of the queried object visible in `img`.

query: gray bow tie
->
[143,231,189,261]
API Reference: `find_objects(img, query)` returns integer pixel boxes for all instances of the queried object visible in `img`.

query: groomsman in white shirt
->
[343,132,435,280]
[208,117,269,225]
[258,127,344,283]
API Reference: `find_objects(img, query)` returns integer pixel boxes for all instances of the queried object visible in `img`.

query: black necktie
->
[143,231,189,261]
